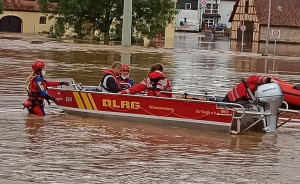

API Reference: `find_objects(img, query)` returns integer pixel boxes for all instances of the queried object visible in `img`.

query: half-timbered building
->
[229,0,300,53]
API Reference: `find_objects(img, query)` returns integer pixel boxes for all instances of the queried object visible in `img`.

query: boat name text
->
[102,99,140,109]
[196,110,218,115]
[149,105,174,112]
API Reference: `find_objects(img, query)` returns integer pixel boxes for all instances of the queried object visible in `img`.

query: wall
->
[175,9,199,29]
[0,11,55,34]
[218,0,235,28]
[260,26,300,43]
[176,0,199,10]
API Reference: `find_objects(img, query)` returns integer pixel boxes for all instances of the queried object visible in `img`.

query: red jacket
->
[227,75,271,102]
[121,70,172,97]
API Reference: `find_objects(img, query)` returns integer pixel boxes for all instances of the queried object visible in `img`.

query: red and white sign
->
[201,0,207,7]
[272,29,280,40]
[239,25,247,32]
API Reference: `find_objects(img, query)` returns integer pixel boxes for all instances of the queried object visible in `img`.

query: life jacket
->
[27,75,46,102]
[117,77,133,90]
[227,75,270,102]
[144,70,172,97]
[100,70,121,92]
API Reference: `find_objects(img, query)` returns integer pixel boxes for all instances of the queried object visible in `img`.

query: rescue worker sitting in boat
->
[117,64,134,90]
[120,63,172,97]
[24,60,69,116]
[99,61,122,93]
[223,75,276,103]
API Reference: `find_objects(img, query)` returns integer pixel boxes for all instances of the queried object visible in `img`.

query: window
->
[185,3,191,10]
[39,16,46,24]
[207,4,212,9]
[213,4,218,10]
[245,1,249,14]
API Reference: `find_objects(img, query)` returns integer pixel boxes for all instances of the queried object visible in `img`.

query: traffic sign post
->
[271,29,280,40]
[271,29,280,56]
[239,25,247,32]
[240,24,247,52]
[201,0,207,7]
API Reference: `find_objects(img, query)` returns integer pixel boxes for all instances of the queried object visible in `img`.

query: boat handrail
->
[278,108,300,114]
[278,101,289,115]
[158,91,217,101]
[158,91,247,119]
[71,82,82,90]
[216,102,246,119]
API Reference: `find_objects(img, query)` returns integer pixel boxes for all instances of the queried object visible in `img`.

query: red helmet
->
[32,60,45,71]
[122,64,130,71]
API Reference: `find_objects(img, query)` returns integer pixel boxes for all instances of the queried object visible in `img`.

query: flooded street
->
[0,32,300,183]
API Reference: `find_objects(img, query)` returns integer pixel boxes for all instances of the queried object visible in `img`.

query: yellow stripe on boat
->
[87,93,98,110]
[81,93,93,110]
[73,92,85,109]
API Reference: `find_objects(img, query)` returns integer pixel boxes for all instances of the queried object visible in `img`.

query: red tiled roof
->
[3,0,39,12]
[229,0,300,27]
[254,0,300,27]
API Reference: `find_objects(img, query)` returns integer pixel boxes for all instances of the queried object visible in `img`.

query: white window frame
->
[185,3,191,10]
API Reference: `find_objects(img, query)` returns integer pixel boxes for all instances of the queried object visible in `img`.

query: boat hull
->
[276,78,300,107]
[48,89,235,133]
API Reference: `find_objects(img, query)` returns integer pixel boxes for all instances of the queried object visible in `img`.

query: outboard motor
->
[255,83,283,132]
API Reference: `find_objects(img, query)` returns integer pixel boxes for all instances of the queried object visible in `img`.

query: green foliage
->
[48,18,66,38]
[0,0,3,14]
[37,0,176,41]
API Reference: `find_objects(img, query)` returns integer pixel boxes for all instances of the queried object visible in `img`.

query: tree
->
[0,0,3,14]
[37,0,176,41]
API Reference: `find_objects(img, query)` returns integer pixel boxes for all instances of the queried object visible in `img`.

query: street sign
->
[201,0,207,7]
[239,25,247,32]
[271,29,280,40]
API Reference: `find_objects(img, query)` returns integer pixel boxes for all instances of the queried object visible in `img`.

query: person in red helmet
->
[223,75,276,103]
[24,60,69,116]
[117,64,134,90]
[120,63,172,97]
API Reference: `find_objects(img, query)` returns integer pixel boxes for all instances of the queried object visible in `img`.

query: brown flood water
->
[0,33,300,183]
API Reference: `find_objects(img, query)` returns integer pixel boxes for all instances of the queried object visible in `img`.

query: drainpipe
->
[241,1,245,52]
[213,0,218,37]
[265,0,271,55]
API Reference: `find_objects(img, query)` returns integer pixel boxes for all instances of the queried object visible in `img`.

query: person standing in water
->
[24,60,69,116]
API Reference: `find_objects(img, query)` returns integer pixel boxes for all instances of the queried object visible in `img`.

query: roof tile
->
[254,0,300,27]
[3,0,39,12]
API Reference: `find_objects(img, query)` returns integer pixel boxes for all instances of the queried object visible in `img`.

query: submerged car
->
[213,23,227,33]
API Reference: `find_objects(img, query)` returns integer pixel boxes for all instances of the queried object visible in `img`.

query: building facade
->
[218,0,236,28]
[175,0,235,31]
[229,0,300,53]
[0,0,54,34]
[175,0,200,31]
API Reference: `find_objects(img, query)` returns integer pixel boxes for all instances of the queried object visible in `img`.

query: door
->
[0,16,22,32]
[237,21,254,51]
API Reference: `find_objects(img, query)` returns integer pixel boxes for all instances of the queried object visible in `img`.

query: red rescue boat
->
[274,78,300,107]
[46,79,293,134]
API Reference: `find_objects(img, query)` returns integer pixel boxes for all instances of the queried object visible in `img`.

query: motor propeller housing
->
[255,83,284,132]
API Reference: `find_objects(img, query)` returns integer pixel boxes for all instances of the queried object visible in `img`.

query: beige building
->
[0,0,54,34]
[229,0,300,53]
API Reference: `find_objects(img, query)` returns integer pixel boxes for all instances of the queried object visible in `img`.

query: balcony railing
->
[204,9,219,14]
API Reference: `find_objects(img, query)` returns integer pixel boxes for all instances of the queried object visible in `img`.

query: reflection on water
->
[0,33,300,183]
